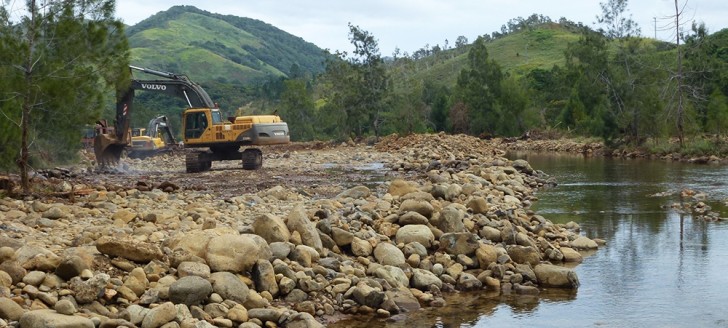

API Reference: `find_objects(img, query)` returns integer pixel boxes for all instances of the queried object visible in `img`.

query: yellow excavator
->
[128,115,178,159]
[94,66,290,172]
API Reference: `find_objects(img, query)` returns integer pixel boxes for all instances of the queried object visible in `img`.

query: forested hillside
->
[276,9,728,157]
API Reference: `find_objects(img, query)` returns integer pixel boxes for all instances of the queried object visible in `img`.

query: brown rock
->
[95,236,163,263]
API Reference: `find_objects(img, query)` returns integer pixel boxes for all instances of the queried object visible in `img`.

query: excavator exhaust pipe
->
[94,134,125,167]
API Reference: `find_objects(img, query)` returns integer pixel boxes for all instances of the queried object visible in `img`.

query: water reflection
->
[332,152,728,327]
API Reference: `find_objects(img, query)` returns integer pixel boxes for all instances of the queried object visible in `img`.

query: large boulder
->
[164,230,220,258]
[395,224,435,248]
[373,243,406,266]
[205,234,271,273]
[19,309,94,328]
[140,301,177,328]
[252,214,290,243]
[411,268,442,290]
[534,264,580,289]
[286,206,323,253]
[388,179,419,197]
[507,245,541,266]
[337,185,371,199]
[95,236,163,263]
[570,236,599,250]
[69,273,109,304]
[209,272,250,304]
[432,205,465,233]
[476,243,499,269]
[385,288,420,312]
[0,297,25,321]
[169,276,212,306]
[399,199,435,218]
[439,232,480,255]
[253,259,279,297]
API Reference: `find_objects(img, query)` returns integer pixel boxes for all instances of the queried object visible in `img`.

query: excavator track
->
[185,152,212,173]
[241,148,263,170]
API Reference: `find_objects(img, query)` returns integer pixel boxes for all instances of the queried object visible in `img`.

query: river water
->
[333,152,728,328]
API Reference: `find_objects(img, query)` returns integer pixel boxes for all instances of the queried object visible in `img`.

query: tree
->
[499,76,533,136]
[455,36,468,49]
[596,0,641,39]
[562,29,613,138]
[456,36,503,135]
[0,0,130,193]
[669,0,689,145]
[683,22,728,138]
[321,24,389,139]
[348,23,389,138]
[280,79,315,141]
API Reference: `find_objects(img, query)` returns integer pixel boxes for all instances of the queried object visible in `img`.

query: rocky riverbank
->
[498,137,727,164]
[0,133,602,327]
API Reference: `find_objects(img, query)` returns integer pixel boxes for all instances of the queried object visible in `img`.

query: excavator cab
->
[184,110,210,139]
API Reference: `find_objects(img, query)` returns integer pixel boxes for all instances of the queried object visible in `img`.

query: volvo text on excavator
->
[94,65,290,172]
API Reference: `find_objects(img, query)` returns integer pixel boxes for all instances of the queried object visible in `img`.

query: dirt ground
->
[27,141,416,202]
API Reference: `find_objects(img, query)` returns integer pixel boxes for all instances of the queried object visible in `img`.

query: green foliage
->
[648,137,728,157]
[0,0,129,174]
[317,24,390,139]
[456,36,503,135]
[705,89,728,136]
[423,81,451,132]
[596,0,641,39]
[279,79,315,141]
[499,76,536,136]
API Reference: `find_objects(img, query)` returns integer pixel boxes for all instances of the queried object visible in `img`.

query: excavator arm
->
[94,66,215,166]
[147,115,177,145]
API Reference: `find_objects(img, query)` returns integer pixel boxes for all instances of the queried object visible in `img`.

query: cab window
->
[185,112,207,139]
[211,110,223,124]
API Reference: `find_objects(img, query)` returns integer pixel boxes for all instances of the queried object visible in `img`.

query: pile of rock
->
[0,133,600,327]
[494,137,605,156]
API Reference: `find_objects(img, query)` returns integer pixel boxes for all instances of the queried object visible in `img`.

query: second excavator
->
[94,65,290,172]
[128,115,178,159]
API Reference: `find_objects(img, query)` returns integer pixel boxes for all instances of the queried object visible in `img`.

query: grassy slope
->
[393,24,581,89]
[129,12,281,83]
[126,6,327,85]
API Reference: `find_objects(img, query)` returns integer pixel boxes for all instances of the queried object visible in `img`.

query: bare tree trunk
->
[675,0,684,147]
[19,0,37,194]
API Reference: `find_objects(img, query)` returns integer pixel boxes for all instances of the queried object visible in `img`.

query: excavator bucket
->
[93,133,125,167]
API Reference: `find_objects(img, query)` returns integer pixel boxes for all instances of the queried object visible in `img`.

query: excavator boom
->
[94,65,289,171]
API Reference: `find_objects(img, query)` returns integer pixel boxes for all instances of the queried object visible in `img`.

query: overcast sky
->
[116,0,728,56]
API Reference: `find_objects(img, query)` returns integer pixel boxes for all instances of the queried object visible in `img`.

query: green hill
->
[390,23,582,89]
[126,5,328,84]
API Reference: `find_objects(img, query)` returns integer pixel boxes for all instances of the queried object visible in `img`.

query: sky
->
[115,0,728,56]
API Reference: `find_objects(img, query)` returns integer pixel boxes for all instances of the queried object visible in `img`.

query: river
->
[333,152,728,328]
